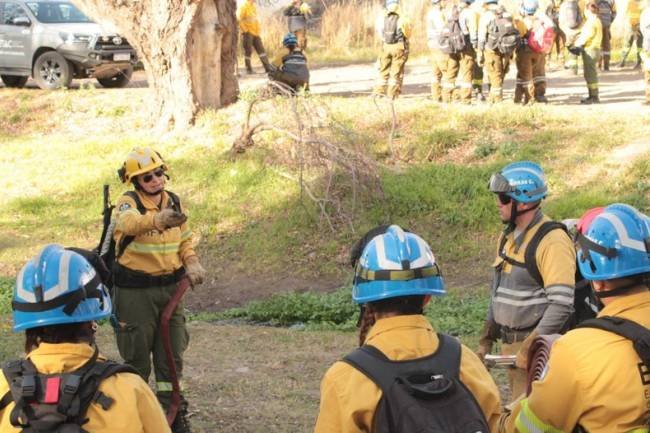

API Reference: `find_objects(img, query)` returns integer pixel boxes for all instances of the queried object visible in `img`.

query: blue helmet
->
[522,0,539,14]
[352,225,445,304]
[386,0,400,6]
[577,204,650,281]
[488,161,548,203]
[283,32,298,47]
[12,244,111,332]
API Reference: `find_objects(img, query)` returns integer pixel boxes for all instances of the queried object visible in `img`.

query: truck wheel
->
[0,75,28,88]
[97,65,133,88]
[33,51,73,90]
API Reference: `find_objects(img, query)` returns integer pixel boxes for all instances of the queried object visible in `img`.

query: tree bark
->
[73,0,239,129]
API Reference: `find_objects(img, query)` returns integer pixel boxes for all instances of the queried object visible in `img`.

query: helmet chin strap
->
[502,200,540,232]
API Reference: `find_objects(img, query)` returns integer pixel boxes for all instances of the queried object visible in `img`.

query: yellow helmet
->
[118,147,167,183]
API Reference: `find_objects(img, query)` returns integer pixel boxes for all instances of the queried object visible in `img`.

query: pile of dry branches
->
[232,82,385,233]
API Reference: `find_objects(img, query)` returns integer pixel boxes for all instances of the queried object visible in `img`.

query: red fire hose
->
[160,275,192,426]
[525,334,561,395]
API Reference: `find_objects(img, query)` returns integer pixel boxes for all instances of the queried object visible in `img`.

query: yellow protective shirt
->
[313,315,502,433]
[502,291,650,433]
[491,212,576,335]
[627,0,642,26]
[114,189,196,276]
[0,343,170,433]
[237,0,261,37]
[575,11,603,50]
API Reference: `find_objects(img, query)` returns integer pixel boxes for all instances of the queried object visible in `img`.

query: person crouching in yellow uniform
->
[314,225,501,433]
[499,204,650,433]
[0,245,170,433]
[374,0,412,99]
[113,147,206,433]
[568,1,602,104]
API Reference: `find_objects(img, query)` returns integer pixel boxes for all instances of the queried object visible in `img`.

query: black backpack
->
[577,316,650,372]
[96,188,182,288]
[0,348,138,433]
[486,7,520,55]
[439,6,466,54]
[343,333,490,433]
[383,13,404,44]
[498,221,599,327]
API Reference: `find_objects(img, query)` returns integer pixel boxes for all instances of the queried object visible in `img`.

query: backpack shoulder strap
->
[498,232,527,269]
[523,221,568,287]
[165,190,182,213]
[342,333,462,392]
[122,191,146,215]
[577,316,650,366]
[342,345,395,393]
[0,390,11,411]
[75,360,140,417]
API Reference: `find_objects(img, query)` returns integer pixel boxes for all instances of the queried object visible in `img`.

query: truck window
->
[25,1,92,23]
[2,2,29,25]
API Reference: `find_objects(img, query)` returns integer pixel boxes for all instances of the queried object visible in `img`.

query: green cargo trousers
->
[114,283,189,409]
[374,41,409,99]
[581,48,600,93]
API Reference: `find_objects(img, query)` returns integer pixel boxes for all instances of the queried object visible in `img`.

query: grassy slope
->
[1,88,649,298]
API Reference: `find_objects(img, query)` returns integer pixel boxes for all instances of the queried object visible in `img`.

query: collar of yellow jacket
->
[134,189,171,210]
[26,342,107,374]
[598,291,650,318]
[365,314,433,343]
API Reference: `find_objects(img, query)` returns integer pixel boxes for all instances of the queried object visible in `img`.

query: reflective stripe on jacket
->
[491,210,576,334]
[0,343,171,433]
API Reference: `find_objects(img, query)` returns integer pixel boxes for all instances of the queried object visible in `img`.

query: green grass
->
[0,89,649,316]
[202,286,490,336]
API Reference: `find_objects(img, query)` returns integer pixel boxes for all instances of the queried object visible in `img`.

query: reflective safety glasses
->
[141,169,165,183]
[497,193,512,205]
[488,172,515,194]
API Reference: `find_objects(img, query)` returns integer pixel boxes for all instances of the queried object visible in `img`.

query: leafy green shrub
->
[209,287,489,336]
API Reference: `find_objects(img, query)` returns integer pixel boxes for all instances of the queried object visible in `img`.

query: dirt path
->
[238,58,647,106]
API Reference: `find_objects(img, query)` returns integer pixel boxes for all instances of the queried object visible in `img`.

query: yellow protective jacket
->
[501,291,650,433]
[0,343,170,433]
[627,0,643,26]
[313,315,502,433]
[237,0,261,37]
[575,10,603,50]
[489,211,576,336]
[114,189,196,276]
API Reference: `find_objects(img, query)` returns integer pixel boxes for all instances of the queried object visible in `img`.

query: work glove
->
[184,255,206,286]
[299,2,311,15]
[477,51,485,67]
[567,45,583,56]
[515,329,539,370]
[154,208,187,231]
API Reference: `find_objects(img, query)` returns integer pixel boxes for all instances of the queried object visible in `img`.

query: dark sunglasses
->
[141,169,165,183]
[497,193,512,205]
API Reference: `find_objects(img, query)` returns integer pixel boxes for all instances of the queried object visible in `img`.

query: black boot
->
[580,88,599,104]
[245,58,254,75]
[171,402,192,433]
[603,55,610,71]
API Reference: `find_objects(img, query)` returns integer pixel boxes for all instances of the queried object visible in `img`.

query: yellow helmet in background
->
[118,147,167,183]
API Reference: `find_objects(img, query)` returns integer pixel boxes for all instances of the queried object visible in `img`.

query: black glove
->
[568,46,583,56]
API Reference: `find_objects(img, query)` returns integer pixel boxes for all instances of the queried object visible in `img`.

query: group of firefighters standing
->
[373,0,650,104]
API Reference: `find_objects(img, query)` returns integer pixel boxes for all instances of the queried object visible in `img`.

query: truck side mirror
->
[12,16,31,27]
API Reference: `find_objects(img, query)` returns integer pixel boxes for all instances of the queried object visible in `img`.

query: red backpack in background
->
[528,15,555,53]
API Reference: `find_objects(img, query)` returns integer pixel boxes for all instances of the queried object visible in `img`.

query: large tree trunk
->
[73,0,239,129]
